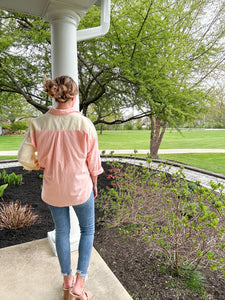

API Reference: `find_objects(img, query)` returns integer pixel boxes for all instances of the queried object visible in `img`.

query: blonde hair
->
[43,76,78,103]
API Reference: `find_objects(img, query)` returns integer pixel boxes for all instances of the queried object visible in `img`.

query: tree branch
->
[93,111,151,125]
[0,62,47,113]
[130,1,154,61]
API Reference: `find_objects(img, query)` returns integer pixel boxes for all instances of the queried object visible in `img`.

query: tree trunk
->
[0,117,2,136]
[150,116,167,159]
[82,105,87,116]
[100,124,103,135]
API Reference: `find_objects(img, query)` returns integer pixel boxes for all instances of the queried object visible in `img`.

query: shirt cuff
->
[90,167,104,176]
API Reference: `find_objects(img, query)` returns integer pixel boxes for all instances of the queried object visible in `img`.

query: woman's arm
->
[17,130,40,170]
[91,174,98,198]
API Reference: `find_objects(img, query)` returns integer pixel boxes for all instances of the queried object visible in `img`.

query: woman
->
[18,76,103,300]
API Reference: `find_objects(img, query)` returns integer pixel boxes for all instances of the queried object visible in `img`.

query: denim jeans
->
[48,190,95,277]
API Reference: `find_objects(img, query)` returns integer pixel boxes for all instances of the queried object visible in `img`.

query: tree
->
[77,0,225,156]
[0,92,39,123]
[0,10,51,113]
[101,0,225,157]
[203,85,225,128]
[1,1,225,157]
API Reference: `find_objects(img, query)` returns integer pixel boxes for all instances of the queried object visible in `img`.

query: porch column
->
[46,8,81,255]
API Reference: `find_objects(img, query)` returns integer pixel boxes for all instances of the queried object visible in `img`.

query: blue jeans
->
[48,191,95,277]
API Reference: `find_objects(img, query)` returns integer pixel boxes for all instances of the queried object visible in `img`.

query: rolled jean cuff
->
[62,269,73,277]
[76,270,88,281]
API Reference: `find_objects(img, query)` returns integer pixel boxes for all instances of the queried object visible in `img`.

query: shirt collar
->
[49,107,80,115]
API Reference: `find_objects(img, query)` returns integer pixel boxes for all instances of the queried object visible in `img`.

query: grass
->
[159,153,225,175]
[0,136,23,151]
[98,130,150,149]
[1,129,225,151]
[1,129,225,174]
[97,129,225,149]
[160,129,225,149]
[0,156,17,160]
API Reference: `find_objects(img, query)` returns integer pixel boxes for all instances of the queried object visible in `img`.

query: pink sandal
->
[63,275,75,300]
[69,289,92,300]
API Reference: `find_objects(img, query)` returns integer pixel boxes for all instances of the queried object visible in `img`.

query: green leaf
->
[206,252,214,260]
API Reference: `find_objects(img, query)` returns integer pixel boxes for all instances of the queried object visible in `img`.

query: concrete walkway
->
[0,239,132,300]
[0,160,133,300]
[1,151,225,300]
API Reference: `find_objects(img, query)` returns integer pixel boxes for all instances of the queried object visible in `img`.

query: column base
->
[47,229,80,256]
[48,207,81,256]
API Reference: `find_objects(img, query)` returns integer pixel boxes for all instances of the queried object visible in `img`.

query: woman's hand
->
[91,174,98,198]
[93,185,98,199]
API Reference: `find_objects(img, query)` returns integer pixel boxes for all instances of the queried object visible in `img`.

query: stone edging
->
[101,155,225,180]
[1,156,225,182]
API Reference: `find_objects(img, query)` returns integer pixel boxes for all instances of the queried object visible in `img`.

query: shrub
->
[0,200,39,230]
[4,173,23,185]
[123,122,134,130]
[0,170,23,185]
[0,184,8,197]
[97,159,153,228]
[2,123,10,130]
[97,159,225,276]
[10,121,29,131]
[2,121,28,135]
[0,169,7,180]
[134,119,143,130]
[147,171,225,274]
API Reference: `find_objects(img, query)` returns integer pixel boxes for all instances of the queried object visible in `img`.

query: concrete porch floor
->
[0,238,133,300]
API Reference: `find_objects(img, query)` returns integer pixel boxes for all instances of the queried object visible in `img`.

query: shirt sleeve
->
[86,128,104,176]
[17,129,40,170]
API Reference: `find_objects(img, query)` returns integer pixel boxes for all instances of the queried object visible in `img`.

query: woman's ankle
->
[63,273,74,289]
[72,273,85,294]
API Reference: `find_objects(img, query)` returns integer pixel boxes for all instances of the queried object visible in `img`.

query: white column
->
[46,10,81,255]
[47,8,80,110]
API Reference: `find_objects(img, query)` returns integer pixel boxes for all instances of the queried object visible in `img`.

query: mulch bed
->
[1,162,225,299]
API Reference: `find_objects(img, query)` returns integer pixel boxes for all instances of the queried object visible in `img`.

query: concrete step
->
[0,238,133,300]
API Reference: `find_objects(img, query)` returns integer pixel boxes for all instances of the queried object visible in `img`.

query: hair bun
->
[43,76,78,102]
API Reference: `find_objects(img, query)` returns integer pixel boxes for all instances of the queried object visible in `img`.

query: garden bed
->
[0,162,225,299]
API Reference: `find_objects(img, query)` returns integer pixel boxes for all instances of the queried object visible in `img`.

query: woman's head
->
[43,76,78,103]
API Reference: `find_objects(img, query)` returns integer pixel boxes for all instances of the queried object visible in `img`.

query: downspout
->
[77,0,111,42]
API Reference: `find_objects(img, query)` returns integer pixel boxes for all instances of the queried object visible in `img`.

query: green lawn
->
[97,130,150,149]
[1,129,225,151]
[159,153,225,175]
[98,129,225,150]
[1,130,225,175]
[161,129,225,149]
[0,156,17,160]
[0,136,24,150]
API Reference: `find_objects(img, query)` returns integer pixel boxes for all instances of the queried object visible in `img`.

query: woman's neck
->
[56,97,76,109]
[57,102,73,109]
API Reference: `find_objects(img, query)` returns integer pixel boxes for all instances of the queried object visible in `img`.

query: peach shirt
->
[18,107,103,207]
